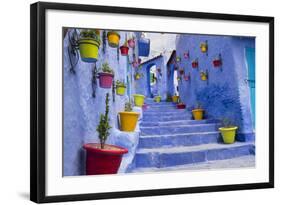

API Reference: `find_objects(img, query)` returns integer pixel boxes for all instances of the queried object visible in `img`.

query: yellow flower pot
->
[172,95,179,103]
[154,96,161,102]
[219,127,238,144]
[119,112,140,132]
[78,38,100,62]
[192,109,204,120]
[107,31,120,48]
[200,74,208,81]
[116,85,126,96]
[200,42,208,53]
[133,94,145,107]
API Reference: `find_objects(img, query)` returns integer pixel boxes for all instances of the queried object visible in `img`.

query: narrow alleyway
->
[130,99,255,172]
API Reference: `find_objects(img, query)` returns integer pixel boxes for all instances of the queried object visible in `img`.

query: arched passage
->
[146,64,157,98]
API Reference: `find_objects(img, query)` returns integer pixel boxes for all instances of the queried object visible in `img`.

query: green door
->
[245,47,255,128]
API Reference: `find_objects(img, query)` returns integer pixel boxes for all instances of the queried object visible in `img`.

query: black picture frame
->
[30,2,274,203]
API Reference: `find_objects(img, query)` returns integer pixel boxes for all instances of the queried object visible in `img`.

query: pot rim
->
[133,94,145,98]
[192,109,204,112]
[219,126,238,131]
[107,31,120,38]
[119,111,140,116]
[98,72,114,77]
[83,143,128,155]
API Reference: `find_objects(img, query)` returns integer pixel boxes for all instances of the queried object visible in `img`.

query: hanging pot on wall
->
[200,40,208,53]
[120,45,129,56]
[78,30,101,63]
[138,34,150,57]
[107,31,120,48]
[83,143,128,175]
[213,54,222,67]
[133,94,145,107]
[179,69,184,75]
[98,72,114,88]
[192,59,199,68]
[128,38,135,48]
[200,71,208,81]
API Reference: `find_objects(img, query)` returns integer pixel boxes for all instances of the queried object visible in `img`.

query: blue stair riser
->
[135,144,255,168]
[144,109,187,114]
[140,119,219,127]
[142,115,191,122]
[140,124,220,135]
[139,132,220,148]
[143,112,189,118]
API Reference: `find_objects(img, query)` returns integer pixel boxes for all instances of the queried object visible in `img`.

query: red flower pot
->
[120,45,129,56]
[177,103,186,109]
[128,39,135,48]
[192,62,198,68]
[213,59,222,67]
[142,103,148,111]
[179,70,184,75]
[98,72,114,88]
[83,143,128,175]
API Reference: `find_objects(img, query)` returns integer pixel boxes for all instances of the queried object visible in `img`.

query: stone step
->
[139,131,220,148]
[134,142,255,168]
[140,123,220,135]
[142,114,191,122]
[144,109,186,114]
[143,111,190,118]
[130,155,255,173]
[140,119,219,127]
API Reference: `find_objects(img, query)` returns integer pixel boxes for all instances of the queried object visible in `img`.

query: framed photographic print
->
[30,2,274,203]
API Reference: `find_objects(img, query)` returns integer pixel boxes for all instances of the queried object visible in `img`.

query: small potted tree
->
[83,93,128,175]
[176,98,186,109]
[119,101,140,132]
[107,31,120,48]
[219,118,238,144]
[192,102,204,120]
[98,62,114,88]
[116,80,126,96]
[78,29,101,63]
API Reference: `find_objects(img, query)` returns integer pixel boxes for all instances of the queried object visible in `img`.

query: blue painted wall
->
[135,55,167,100]
[63,29,144,176]
[173,34,255,141]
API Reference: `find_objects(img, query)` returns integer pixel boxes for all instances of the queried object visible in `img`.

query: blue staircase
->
[129,99,255,171]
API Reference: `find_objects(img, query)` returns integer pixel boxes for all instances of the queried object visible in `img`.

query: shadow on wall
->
[196,83,242,128]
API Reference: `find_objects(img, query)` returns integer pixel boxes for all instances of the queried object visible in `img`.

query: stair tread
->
[140,123,220,129]
[139,131,219,138]
[136,142,254,154]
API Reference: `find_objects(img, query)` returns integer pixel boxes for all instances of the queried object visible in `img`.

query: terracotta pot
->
[98,72,114,88]
[83,143,128,175]
[120,45,129,56]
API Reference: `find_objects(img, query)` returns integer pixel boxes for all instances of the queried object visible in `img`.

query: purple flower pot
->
[98,72,114,88]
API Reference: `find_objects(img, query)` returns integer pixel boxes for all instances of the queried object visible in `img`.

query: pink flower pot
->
[128,39,135,48]
[98,72,114,88]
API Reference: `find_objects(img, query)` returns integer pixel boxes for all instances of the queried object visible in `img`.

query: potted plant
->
[200,40,208,53]
[98,63,114,88]
[176,56,181,62]
[83,93,128,175]
[219,118,238,144]
[107,31,120,48]
[154,95,161,103]
[179,68,184,75]
[119,101,140,132]
[166,94,173,102]
[128,37,135,48]
[176,98,186,109]
[78,29,101,63]
[200,71,208,81]
[134,72,143,80]
[192,102,204,120]
[192,58,199,68]
[116,80,126,96]
[119,41,129,56]
[172,95,179,103]
[213,54,222,67]
[133,94,145,107]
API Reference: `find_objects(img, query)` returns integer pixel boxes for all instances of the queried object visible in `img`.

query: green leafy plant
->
[116,80,126,87]
[96,93,111,149]
[79,29,100,42]
[124,101,133,112]
[166,94,172,102]
[221,118,235,128]
[99,62,114,74]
